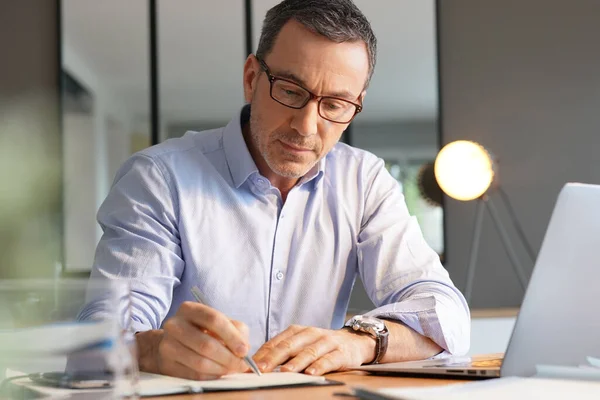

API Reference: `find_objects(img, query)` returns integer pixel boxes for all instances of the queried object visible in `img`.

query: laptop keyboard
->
[433,358,503,369]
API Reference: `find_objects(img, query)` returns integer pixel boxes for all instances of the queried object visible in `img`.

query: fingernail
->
[306,368,316,375]
[282,364,295,372]
[257,362,267,372]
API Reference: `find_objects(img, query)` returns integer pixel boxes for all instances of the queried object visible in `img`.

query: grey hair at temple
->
[256,0,377,88]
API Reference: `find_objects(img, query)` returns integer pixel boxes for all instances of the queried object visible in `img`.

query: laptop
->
[357,182,600,379]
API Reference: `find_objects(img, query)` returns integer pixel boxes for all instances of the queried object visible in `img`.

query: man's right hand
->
[135,301,250,380]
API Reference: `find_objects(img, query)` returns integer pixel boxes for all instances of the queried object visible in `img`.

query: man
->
[86,0,470,381]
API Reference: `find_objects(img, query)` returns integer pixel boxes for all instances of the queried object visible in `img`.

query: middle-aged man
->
[84,0,470,380]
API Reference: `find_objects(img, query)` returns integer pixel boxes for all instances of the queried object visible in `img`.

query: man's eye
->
[323,100,346,110]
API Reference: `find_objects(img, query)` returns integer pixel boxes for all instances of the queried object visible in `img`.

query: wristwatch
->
[344,315,389,365]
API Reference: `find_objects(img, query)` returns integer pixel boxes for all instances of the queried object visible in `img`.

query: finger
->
[186,329,248,372]
[164,318,245,372]
[172,361,221,381]
[230,320,250,342]
[179,301,249,357]
[161,358,221,381]
[280,337,338,373]
[305,349,345,376]
[255,326,323,372]
[253,325,305,363]
[159,335,229,378]
[230,320,251,372]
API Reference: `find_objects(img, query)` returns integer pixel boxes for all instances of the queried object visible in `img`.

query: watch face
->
[352,315,385,332]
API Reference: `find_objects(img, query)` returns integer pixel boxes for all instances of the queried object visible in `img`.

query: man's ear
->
[359,90,367,104]
[243,55,260,104]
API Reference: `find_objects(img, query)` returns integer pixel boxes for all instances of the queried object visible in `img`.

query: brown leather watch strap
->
[367,325,389,365]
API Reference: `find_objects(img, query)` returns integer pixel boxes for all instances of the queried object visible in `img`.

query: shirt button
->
[276,271,284,280]
[256,178,268,188]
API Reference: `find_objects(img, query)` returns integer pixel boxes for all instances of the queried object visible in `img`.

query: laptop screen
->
[501,183,600,377]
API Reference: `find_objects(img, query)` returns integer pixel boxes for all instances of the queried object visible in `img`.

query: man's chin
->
[270,161,315,179]
[272,167,307,179]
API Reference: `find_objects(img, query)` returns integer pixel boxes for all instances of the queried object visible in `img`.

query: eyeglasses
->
[257,58,363,124]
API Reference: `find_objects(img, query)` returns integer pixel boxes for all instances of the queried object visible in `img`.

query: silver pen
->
[190,286,262,376]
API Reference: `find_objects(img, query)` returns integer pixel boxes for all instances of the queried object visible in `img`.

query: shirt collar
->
[223,105,326,189]
[223,105,259,188]
[298,157,326,187]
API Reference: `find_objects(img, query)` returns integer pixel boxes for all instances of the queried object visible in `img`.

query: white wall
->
[62,44,136,271]
[63,114,98,270]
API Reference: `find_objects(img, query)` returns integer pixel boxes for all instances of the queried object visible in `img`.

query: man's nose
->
[290,100,319,137]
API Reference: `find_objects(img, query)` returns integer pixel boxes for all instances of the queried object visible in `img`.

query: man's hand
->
[136,302,250,380]
[252,325,376,376]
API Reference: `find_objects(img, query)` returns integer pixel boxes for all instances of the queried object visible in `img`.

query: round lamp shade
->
[434,140,495,201]
[417,162,443,207]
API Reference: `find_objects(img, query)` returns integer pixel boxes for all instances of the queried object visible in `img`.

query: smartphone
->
[28,371,113,389]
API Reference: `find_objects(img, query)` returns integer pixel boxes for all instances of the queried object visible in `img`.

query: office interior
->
[2,0,600,379]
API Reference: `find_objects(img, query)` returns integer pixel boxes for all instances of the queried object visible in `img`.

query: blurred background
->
[3,0,600,322]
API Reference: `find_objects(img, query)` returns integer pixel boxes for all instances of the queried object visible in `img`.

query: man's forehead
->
[266,22,369,95]
[269,21,368,71]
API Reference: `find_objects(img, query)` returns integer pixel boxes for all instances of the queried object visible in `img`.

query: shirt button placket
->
[268,195,291,340]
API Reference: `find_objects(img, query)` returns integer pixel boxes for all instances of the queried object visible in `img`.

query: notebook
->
[7,371,341,397]
[137,371,341,396]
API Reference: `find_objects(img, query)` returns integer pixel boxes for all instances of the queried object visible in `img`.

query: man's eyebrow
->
[272,69,360,101]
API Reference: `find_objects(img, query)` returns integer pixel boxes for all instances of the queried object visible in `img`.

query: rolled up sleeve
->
[356,159,470,356]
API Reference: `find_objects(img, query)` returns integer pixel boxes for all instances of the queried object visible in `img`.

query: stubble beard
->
[249,111,319,179]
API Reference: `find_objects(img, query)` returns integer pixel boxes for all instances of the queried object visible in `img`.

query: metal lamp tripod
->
[464,187,536,303]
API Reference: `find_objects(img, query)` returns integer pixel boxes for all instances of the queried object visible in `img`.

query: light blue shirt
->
[85,106,470,356]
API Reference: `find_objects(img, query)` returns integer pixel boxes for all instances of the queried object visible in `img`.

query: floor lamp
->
[433,140,535,303]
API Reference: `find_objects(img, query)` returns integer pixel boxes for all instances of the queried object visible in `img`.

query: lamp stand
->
[464,193,531,303]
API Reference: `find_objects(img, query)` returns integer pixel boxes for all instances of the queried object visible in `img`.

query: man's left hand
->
[252,325,375,375]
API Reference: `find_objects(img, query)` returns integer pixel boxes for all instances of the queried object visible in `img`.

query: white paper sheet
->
[355,377,600,400]
[7,371,327,398]
[586,356,600,368]
[535,364,600,381]
[138,371,326,396]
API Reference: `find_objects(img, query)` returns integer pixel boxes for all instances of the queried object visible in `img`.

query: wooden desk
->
[154,371,464,399]
[470,308,519,318]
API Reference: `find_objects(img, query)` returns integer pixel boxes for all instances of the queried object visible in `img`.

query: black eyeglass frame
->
[257,57,363,124]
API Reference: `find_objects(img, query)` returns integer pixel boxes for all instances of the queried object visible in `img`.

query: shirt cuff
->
[360,293,470,356]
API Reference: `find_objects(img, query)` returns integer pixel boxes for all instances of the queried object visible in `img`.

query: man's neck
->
[266,175,297,203]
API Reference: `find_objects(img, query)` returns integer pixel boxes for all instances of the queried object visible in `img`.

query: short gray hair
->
[256,0,377,88]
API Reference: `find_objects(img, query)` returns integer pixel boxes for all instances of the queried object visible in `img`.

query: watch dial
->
[354,315,385,331]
